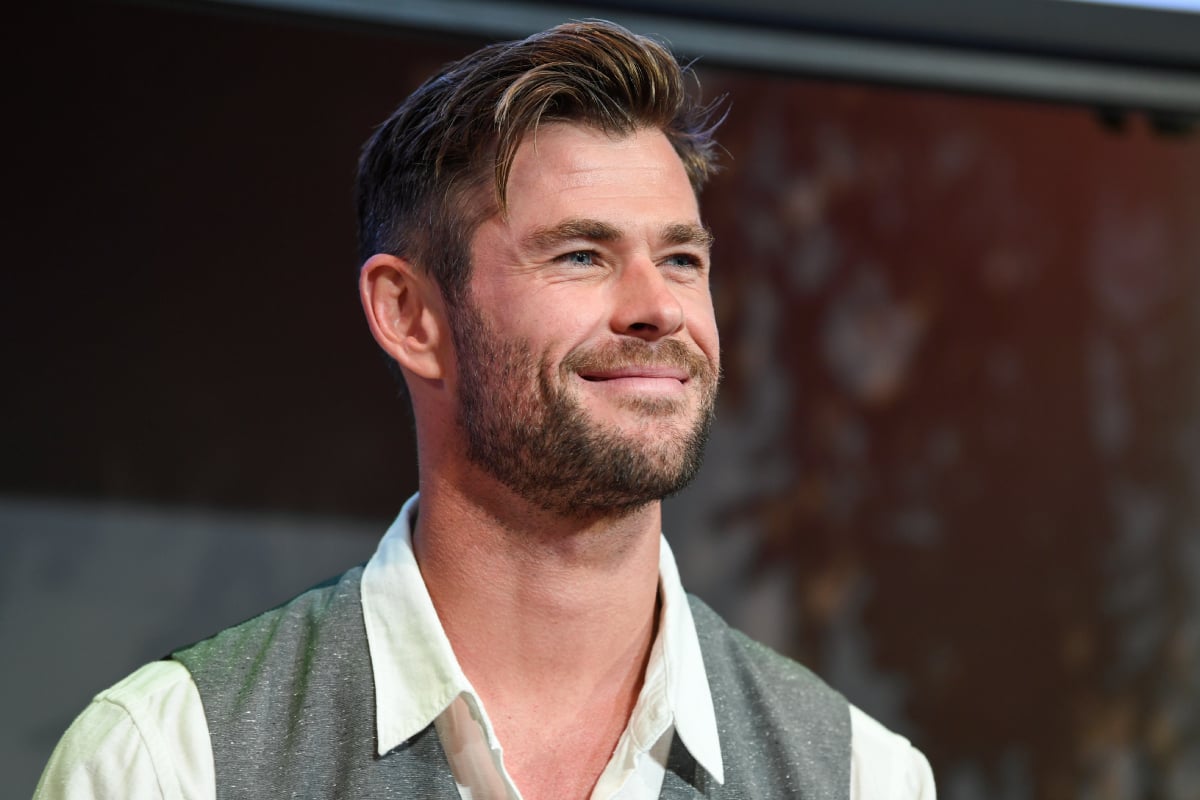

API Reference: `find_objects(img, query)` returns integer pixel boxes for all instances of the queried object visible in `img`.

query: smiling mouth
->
[575,367,692,402]
[579,365,690,383]
[561,339,711,395]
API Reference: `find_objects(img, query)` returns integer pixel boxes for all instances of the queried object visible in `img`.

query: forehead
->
[500,124,700,230]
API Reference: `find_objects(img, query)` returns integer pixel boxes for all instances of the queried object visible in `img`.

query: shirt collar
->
[657,535,725,784]
[361,494,473,754]
[360,494,725,783]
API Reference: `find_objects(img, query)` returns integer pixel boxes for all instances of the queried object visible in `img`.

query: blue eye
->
[664,254,701,269]
[559,251,595,266]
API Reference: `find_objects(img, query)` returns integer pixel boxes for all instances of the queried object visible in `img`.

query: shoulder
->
[96,657,199,715]
[169,565,376,782]
[688,595,936,798]
[849,705,936,799]
[35,660,213,800]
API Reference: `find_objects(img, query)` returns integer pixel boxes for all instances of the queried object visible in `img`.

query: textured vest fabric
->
[173,566,851,799]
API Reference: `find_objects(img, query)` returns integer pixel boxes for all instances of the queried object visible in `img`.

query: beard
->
[450,297,719,518]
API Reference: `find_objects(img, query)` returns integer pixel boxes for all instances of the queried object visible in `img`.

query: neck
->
[412,466,662,714]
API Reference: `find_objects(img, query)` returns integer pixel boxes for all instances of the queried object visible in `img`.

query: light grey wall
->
[2,497,381,798]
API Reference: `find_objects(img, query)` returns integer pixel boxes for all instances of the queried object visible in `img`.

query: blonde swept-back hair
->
[355,19,725,305]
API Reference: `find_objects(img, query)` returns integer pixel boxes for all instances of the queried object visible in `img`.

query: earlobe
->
[359,253,448,382]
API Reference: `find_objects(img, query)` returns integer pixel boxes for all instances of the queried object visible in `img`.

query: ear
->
[359,253,449,382]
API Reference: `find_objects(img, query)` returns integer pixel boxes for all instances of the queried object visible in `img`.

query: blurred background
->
[4,1,1200,797]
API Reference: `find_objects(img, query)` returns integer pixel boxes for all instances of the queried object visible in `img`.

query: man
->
[37,20,934,799]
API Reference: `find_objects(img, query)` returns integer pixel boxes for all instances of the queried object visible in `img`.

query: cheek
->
[541,297,613,352]
[486,280,601,333]
[507,304,602,370]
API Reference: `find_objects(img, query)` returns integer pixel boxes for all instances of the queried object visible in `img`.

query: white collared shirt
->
[36,495,935,799]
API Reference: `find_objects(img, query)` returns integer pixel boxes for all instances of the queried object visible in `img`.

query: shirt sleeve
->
[848,704,936,800]
[34,660,215,800]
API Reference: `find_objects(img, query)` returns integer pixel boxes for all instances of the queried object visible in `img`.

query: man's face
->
[450,124,721,518]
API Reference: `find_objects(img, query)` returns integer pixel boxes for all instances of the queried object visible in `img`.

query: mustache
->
[559,338,717,382]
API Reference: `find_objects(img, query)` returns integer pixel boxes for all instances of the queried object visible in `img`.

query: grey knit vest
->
[173,566,850,799]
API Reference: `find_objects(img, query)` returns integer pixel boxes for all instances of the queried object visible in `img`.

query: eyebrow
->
[662,222,715,250]
[523,218,714,251]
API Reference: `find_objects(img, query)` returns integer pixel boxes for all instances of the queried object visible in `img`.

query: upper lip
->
[578,365,690,381]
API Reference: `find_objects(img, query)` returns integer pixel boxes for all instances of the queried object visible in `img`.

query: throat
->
[471,601,661,800]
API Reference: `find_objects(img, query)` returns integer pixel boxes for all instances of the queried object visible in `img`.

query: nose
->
[610,258,685,341]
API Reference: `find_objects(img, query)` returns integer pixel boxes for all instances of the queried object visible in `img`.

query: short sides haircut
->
[355,19,725,306]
